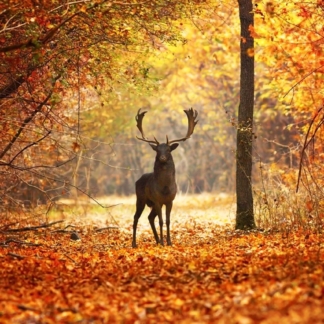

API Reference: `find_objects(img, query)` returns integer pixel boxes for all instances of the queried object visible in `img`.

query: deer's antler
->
[167,108,198,144]
[135,109,159,145]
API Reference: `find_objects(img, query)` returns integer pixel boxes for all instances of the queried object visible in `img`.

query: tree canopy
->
[0,0,213,210]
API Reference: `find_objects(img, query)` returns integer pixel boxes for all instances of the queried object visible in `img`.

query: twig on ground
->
[0,221,18,231]
[52,229,73,233]
[0,238,42,246]
[17,304,38,311]
[63,253,78,264]
[95,226,119,232]
[8,252,25,260]
[2,220,64,233]
[51,224,76,233]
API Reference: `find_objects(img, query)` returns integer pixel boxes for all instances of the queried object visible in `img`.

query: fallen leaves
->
[0,219,324,323]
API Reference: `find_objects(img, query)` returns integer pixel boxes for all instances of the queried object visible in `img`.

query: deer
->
[132,108,198,248]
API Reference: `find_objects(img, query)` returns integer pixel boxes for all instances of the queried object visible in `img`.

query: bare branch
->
[0,0,125,53]
[0,155,76,171]
[0,11,79,53]
[0,75,25,99]
[0,12,27,34]
[284,64,324,99]
[25,168,116,209]
[50,0,92,13]
[0,75,61,160]
[296,107,324,192]
[6,130,52,166]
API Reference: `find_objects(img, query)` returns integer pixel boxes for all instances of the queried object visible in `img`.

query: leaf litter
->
[0,193,324,323]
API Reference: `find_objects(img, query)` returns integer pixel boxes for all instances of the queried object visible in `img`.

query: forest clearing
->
[1,194,324,323]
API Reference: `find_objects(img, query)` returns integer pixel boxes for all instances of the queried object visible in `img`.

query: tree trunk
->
[236,0,256,230]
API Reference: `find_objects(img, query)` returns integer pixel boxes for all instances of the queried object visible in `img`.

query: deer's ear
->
[149,144,158,151]
[170,143,179,151]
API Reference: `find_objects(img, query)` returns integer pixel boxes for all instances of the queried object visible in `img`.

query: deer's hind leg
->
[165,202,173,246]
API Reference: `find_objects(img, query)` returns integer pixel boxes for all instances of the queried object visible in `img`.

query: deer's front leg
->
[165,202,172,246]
[148,208,159,244]
[156,204,164,246]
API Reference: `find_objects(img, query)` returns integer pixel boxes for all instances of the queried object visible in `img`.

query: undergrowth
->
[254,163,324,233]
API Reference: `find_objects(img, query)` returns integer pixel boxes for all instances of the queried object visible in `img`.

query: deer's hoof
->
[167,241,172,246]
[132,242,137,248]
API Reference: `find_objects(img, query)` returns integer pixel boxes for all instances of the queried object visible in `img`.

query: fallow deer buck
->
[132,108,198,248]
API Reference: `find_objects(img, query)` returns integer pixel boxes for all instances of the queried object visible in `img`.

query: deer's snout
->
[159,155,167,162]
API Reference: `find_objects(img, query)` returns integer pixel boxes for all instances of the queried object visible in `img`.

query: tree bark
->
[236,0,256,230]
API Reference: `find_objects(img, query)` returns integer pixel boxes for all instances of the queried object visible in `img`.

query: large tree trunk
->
[236,0,256,229]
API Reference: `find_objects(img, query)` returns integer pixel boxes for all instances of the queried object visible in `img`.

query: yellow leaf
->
[80,5,87,13]
[188,262,196,271]
[65,263,74,271]
[174,298,184,307]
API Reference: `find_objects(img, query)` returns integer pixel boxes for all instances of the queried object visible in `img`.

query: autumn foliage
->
[0,0,205,210]
[2,0,324,323]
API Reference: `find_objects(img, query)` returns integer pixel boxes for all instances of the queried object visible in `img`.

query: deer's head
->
[135,108,198,162]
[150,143,179,163]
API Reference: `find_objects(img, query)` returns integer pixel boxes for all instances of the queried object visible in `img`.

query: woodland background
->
[1,0,324,323]
[2,0,321,212]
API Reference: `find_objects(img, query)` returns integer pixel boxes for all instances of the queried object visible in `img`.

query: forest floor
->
[0,193,324,323]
